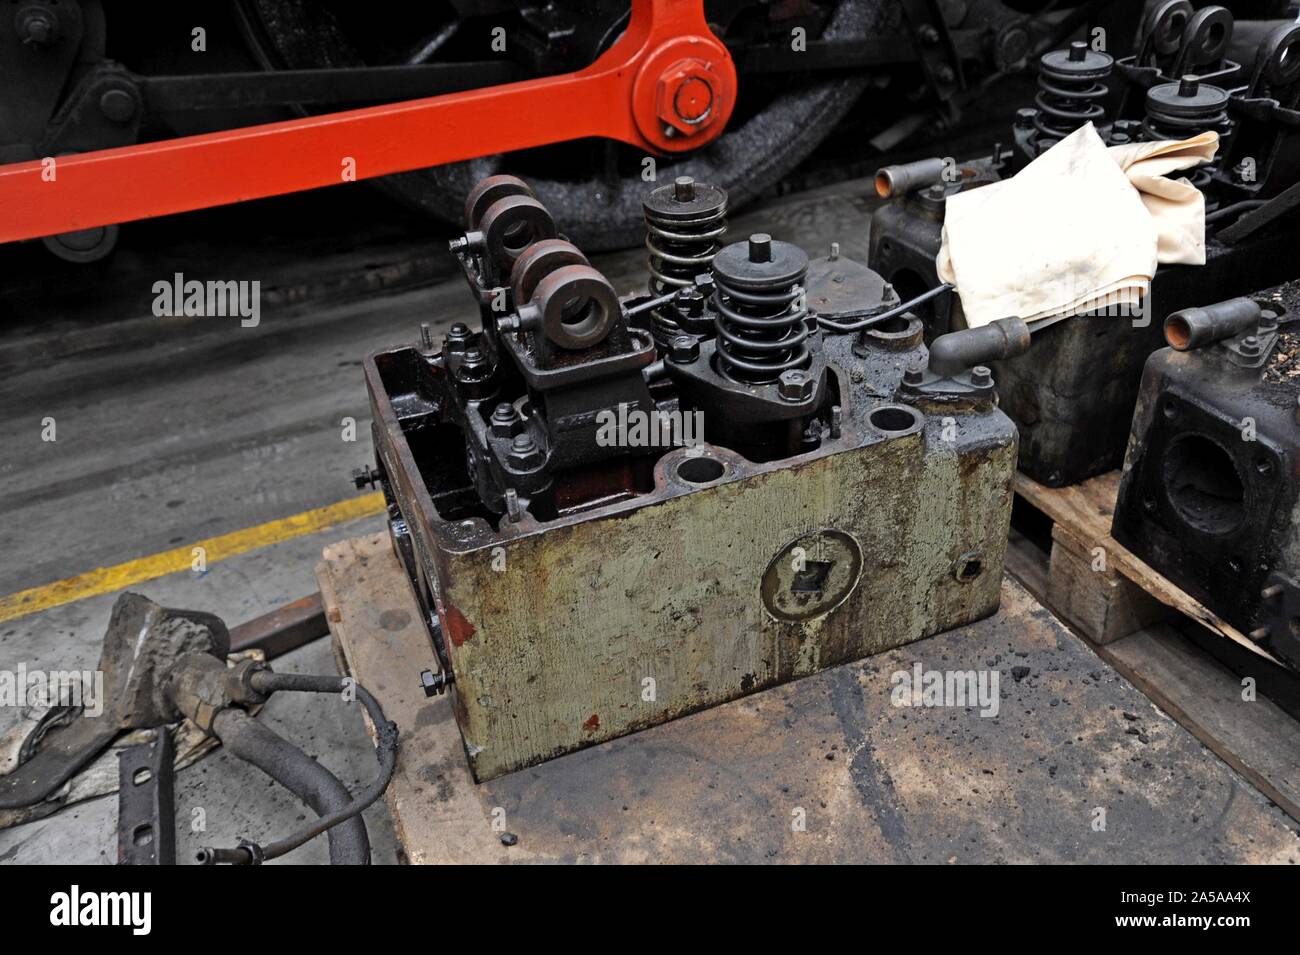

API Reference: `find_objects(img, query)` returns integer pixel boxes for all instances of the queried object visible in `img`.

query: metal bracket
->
[899,0,967,112]
[116,731,176,866]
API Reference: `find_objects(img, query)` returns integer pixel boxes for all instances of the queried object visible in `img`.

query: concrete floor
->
[0,178,879,863]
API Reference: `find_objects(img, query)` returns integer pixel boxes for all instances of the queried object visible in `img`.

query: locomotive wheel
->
[235,0,887,251]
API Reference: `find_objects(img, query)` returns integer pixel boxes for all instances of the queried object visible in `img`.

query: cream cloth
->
[936,124,1219,328]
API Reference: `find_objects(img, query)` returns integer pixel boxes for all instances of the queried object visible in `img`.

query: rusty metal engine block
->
[363,175,1029,781]
[1112,282,1300,671]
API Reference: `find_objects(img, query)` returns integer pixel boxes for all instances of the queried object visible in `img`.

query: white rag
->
[936,123,1219,328]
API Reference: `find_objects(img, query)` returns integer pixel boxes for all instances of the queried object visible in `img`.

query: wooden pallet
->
[1013,470,1274,660]
[316,531,1300,863]
[1009,470,1300,825]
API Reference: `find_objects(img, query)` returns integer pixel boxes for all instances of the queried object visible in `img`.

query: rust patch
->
[583,714,600,731]
[443,605,476,647]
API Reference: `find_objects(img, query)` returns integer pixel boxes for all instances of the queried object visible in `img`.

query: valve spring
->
[1143,77,1229,143]
[713,234,810,385]
[643,176,727,342]
[1034,42,1114,142]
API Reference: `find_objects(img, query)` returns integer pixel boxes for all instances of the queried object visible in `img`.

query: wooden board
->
[1014,471,1277,662]
[318,532,1300,864]
[1095,625,1300,825]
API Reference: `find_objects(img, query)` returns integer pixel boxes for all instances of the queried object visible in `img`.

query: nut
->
[668,335,700,364]
[778,369,814,402]
[656,59,723,138]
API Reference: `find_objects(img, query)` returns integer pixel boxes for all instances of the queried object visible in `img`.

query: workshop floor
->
[0,178,879,863]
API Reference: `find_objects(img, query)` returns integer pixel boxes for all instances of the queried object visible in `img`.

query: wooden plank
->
[318,536,505,865]
[1097,625,1300,826]
[317,531,1300,864]
[1014,471,1276,662]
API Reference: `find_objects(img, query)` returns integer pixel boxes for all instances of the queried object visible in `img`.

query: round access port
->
[1160,434,1246,535]
[869,404,922,435]
[858,314,923,352]
[676,455,725,485]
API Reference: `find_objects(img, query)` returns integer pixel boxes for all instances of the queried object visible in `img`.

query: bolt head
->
[970,365,993,387]
[99,89,136,123]
[668,335,700,363]
[903,368,925,386]
[777,369,814,402]
[491,402,519,437]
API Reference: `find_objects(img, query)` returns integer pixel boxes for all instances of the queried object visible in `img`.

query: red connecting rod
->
[0,0,735,243]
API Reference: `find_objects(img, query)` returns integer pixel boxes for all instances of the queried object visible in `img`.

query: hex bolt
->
[490,402,519,437]
[1015,108,1037,129]
[674,176,696,202]
[1260,309,1279,331]
[748,233,773,264]
[419,669,451,697]
[445,322,471,353]
[970,365,993,388]
[1240,335,1261,357]
[903,368,925,386]
[678,287,705,317]
[778,369,813,402]
[668,335,700,364]
[352,465,381,490]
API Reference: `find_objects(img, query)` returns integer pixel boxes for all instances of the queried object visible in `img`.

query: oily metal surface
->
[400,416,1015,782]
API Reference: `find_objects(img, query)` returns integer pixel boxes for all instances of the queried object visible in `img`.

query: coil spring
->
[714,238,810,384]
[1143,85,1228,141]
[1034,42,1113,142]
[644,177,727,342]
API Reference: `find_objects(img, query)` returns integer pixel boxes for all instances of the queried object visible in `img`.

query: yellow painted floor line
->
[0,492,386,624]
